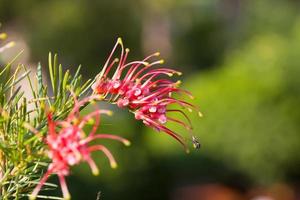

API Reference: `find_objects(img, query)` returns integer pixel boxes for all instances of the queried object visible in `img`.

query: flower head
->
[92,38,202,151]
[26,95,130,200]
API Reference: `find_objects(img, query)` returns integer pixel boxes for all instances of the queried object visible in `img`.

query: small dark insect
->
[192,136,201,149]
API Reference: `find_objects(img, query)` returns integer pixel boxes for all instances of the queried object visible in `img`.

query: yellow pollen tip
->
[176,72,182,76]
[159,59,164,64]
[117,37,123,44]
[111,162,118,169]
[144,62,150,66]
[6,41,15,48]
[124,140,131,146]
[65,194,71,200]
[0,33,7,40]
[125,48,130,52]
[175,80,182,85]
[29,195,36,200]
[114,58,119,62]
[107,111,113,116]
[92,168,99,176]
[154,52,160,56]
[167,73,173,77]
[188,108,193,112]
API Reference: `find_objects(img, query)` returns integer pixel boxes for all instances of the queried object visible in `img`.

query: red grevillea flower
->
[26,95,130,200]
[92,38,202,151]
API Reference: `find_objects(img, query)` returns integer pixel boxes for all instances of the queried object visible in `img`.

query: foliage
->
[0,50,92,199]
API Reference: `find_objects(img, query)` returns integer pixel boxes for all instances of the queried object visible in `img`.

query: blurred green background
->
[1,0,300,199]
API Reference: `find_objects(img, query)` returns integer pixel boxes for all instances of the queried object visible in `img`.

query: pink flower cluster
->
[28,96,130,200]
[92,38,201,151]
